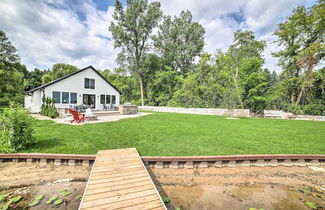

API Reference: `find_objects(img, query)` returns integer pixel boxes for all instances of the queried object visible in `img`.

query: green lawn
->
[23,112,325,156]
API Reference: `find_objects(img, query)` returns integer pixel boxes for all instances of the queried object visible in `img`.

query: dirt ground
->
[0,163,324,210]
[150,166,325,210]
[0,162,91,209]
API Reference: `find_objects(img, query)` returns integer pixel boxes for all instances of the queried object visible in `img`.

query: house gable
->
[26,66,121,95]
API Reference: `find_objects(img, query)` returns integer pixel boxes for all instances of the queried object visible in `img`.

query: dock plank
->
[79,148,165,210]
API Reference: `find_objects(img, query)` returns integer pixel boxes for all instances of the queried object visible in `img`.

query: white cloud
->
[156,0,315,72]
[0,0,118,71]
[0,0,316,72]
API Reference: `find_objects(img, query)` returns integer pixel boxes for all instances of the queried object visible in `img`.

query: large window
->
[106,95,111,104]
[112,95,116,104]
[52,91,60,103]
[100,95,105,104]
[62,92,69,104]
[84,78,95,89]
[70,92,77,104]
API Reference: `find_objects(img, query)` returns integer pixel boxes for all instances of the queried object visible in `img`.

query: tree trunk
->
[138,75,144,106]
[234,66,243,109]
[296,87,304,106]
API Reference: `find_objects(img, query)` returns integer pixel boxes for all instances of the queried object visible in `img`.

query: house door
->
[83,94,96,108]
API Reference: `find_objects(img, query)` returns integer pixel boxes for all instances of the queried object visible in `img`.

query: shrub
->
[40,95,59,118]
[302,103,325,116]
[0,102,34,152]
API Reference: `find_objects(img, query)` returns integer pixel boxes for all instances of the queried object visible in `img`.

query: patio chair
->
[68,109,85,123]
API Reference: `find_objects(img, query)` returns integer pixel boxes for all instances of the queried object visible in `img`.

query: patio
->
[32,112,152,125]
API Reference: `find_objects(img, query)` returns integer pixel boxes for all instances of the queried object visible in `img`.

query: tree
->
[227,30,266,108]
[273,1,324,105]
[0,30,24,107]
[295,43,324,105]
[41,63,78,84]
[100,69,141,104]
[153,10,205,74]
[239,58,268,113]
[24,68,47,91]
[109,0,162,106]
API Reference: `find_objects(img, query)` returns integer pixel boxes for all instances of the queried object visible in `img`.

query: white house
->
[24,66,121,113]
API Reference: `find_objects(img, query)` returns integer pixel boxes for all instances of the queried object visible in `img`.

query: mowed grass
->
[23,112,325,156]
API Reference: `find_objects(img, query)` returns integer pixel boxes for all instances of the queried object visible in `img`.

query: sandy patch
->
[0,163,91,209]
[150,166,325,210]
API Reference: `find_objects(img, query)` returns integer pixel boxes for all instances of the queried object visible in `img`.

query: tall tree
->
[109,0,162,106]
[41,63,78,84]
[24,68,47,91]
[273,1,324,105]
[227,30,266,108]
[153,10,205,74]
[0,30,24,107]
[100,69,141,104]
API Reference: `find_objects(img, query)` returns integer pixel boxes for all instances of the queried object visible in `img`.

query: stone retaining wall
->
[139,106,250,117]
[119,105,138,115]
[264,110,325,121]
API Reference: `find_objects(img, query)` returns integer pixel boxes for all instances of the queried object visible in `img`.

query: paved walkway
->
[79,148,165,210]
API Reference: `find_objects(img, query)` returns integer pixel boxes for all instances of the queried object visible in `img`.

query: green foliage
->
[23,112,325,156]
[40,95,59,118]
[46,195,58,204]
[271,1,325,112]
[74,195,82,201]
[305,201,317,209]
[24,68,47,91]
[153,10,205,74]
[0,102,34,152]
[59,189,72,196]
[109,0,162,106]
[100,69,141,104]
[0,194,9,202]
[41,63,78,84]
[1,195,22,210]
[29,195,44,207]
[160,194,170,203]
[53,199,63,205]
[0,30,24,107]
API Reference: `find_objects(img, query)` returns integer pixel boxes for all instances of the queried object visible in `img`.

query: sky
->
[0,0,317,72]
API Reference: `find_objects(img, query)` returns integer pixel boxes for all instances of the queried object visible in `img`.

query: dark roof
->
[26,65,121,94]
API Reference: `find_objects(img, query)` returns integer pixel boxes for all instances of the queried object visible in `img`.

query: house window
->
[106,95,111,104]
[112,95,116,104]
[100,95,105,104]
[84,78,95,89]
[52,91,60,103]
[62,92,69,104]
[70,92,77,104]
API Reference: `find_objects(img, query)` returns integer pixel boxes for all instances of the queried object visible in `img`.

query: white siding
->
[24,89,42,113]
[25,67,120,112]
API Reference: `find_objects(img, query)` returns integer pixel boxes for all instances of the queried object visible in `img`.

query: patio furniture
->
[103,104,109,111]
[68,109,85,123]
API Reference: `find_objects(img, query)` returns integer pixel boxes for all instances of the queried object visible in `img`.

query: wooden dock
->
[79,148,166,210]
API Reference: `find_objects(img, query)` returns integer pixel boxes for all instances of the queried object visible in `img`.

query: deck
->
[79,148,166,210]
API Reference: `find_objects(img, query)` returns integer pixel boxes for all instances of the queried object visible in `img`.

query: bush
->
[302,103,325,116]
[40,95,59,118]
[0,102,34,152]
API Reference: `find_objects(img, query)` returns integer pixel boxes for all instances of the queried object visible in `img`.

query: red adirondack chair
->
[68,109,85,123]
